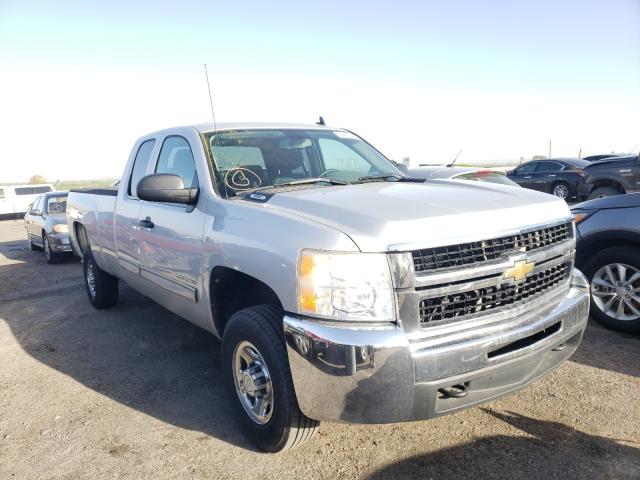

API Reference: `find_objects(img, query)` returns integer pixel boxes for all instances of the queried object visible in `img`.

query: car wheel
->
[588,186,621,200]
[43,234,64,264]
[582,247,640,333]
[222,305,319,452]
[28,238,41,251]
[82,250,118,309]
[551,182,570,200]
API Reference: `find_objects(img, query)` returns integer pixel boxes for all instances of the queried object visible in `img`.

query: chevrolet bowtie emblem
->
[504,260,535,282]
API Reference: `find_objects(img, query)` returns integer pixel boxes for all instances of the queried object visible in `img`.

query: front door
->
[512,162,538,189]
[137,135,206,313]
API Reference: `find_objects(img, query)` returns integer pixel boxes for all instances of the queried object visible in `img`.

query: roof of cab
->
[192,122,340,134]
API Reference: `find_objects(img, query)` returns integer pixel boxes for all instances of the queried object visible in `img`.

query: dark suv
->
[572,193,640,333]
[578,154,640,200]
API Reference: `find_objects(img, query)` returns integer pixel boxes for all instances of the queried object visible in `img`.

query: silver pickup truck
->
[67,123,590,452]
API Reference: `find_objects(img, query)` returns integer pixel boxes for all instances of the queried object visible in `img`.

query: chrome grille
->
[419,262,569,325]
[412,222,571,274]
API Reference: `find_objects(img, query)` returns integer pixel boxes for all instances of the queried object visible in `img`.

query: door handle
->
[548,174,556,177]
[524,176,532,179]
[138,217,154,229]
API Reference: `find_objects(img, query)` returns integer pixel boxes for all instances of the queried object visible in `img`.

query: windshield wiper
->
[273,178,347,187]
[357,173,405,182]
[230,177,347,198]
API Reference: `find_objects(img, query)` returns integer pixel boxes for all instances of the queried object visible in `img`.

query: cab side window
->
[516,162,537,174]
[31,196,42,213]
[536,161,564,172]
[155,136,198,188]
[128,139,156,198]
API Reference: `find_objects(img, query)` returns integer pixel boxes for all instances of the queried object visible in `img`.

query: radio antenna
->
[447,149,463,167]
[204,64,217,130]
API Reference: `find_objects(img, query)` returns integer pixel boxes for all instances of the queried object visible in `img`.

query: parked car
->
[66,123,589,452]
[577,154,640,200]
[24,191,71,264]
[507,158,590,200]
[0,184,55,218]
[409,166,520,187]
[582,153,628,162]
[572,193,640,333]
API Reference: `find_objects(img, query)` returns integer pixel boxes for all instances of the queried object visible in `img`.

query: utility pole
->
[578,148,582,159]
[548,139,552,159]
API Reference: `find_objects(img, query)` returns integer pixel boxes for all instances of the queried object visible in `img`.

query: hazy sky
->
[1,0,639,182]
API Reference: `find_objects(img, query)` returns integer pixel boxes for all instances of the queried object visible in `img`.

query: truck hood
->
[264,181,572,252]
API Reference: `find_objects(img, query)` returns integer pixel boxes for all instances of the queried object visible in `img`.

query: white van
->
[0,184,56,216]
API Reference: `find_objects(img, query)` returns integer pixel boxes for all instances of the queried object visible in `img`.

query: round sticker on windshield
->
[224,167,262,191]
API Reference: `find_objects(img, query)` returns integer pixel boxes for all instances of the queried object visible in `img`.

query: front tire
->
[588,186,621,200]
[222,305,319,452]
[82,250,118,309]
[582,247,640,333]
[43,234,64,264]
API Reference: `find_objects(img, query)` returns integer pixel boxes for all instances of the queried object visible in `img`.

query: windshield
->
[204,129,403,197]
[45,194,68,214]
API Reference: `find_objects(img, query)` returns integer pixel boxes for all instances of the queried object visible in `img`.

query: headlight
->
[297,250,395,321]
[53,224,68,233]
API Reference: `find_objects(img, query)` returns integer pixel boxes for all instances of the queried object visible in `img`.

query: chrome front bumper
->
[283,269,590,424]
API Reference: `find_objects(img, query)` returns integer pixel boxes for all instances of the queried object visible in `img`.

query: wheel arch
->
[589,178,626,194]
[209,266,285,337]
[576,232,640,270]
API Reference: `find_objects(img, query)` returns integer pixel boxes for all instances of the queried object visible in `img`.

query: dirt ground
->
[0,218,638,479]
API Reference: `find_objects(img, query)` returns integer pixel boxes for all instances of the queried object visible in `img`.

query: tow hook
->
[438,383,469,399]
[552,343,567,352]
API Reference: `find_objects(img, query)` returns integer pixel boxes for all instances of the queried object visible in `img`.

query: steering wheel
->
[224,167,262,191]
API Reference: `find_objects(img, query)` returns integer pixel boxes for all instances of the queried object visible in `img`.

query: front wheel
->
[582,247,640,333]
[43,234,64,264]
[222,305,319,452]
[82,250,118,309]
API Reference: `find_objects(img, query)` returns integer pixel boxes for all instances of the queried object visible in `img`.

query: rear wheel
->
[588,186,621,200]
[83,250,118,309]
[222,305,319,452]
[582,247,640,333]
[551,182,570,200]
[43,234,64,264]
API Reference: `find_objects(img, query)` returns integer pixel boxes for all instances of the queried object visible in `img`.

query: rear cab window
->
[15,186,52,195]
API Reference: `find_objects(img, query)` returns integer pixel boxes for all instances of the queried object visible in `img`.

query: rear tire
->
[83,250,118,309]
[222,305,319,452]
[43,234,64,264]
[588,186,621,200]
[28,239,41,251]
[551,181,570,200]
[581,247,640,333]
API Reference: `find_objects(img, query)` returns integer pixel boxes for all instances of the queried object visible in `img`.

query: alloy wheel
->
[591,263,640,321]
[232,340,274,424]
[552,184,569,199]
[44,237,51,261]
[86,261,96,298]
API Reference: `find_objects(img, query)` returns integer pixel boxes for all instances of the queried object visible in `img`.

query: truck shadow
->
[367,410,640,479]
[0,239,256,451]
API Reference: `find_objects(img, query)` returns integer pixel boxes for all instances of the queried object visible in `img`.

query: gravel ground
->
[0,219,638,479]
